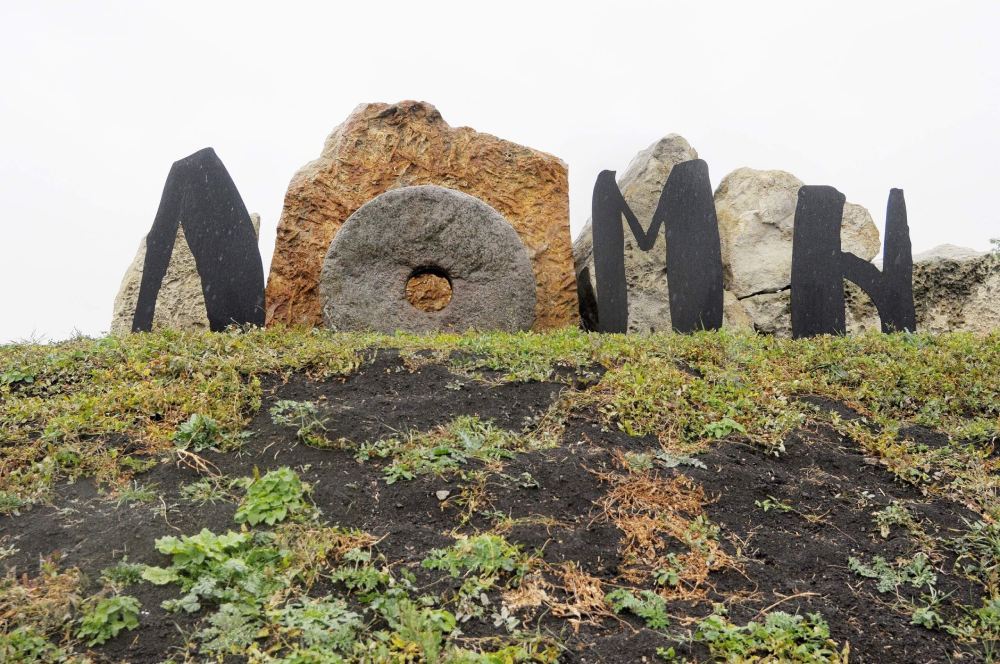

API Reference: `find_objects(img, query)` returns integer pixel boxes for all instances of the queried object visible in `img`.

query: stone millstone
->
[266,100,577,330]
[320,185,536,333]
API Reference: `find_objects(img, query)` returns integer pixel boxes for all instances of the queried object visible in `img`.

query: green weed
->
[694,606,847,662]
[235,467,310,526]
[848,552,937,593]
[75,594,141,646]
[360,416,525,484]
[605,588,670,629]
[173,413,224,451]
[270,400,331,447]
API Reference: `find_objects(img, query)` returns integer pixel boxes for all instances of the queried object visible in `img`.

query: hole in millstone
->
[405,266,453,312]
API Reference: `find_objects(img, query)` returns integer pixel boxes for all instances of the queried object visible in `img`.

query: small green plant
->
[911,604,943,629]
[196,601,263,654]
[701,416,747,440]
[848,552,937,593]
[0,491,28,516]
[0,626,65,662]
[75,594,141,646]
[272,596,362,651]
[173,413,223,451]
[623,452,654,472]
[756,496,794,514]
[694,607,845,662]
[113,480,158,507]
[653,553,684,588]
[270,400,330,446]
[655,450,707,470]
[873,502,918,539]
[374,593,457,661]
[359,416,523,484]
[141,528,284,611]
[179,476,234,504]
[119,455,157,473]
[422,534,530,580]
[330,548,393,601]
[234,467,308,526]
[605,588,670,629]
[950,520,1000,591]
[101,559,145,588]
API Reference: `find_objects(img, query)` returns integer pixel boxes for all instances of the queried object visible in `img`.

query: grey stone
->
[320,185,536,333]
[112,213,260,334]
[574,134,748,332]
[715,168,880,298]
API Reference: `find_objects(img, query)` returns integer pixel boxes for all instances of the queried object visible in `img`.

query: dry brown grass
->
[0,560,83,635]
[274,524,379,589]
[596,461,737,601]
[547,562,614,627]
[502,562,615,631]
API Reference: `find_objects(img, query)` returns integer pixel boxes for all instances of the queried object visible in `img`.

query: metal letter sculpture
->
[132,148,265,332]
[790,186,915,338]
[591,159,724,333]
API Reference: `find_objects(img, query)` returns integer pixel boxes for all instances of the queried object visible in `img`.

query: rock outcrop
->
[574,135,752,332]
[847,245,1000,334]
[112,214,260,334]
[265,101,577,330]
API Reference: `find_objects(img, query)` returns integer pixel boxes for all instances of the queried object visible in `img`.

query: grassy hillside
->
[1,329,999,662]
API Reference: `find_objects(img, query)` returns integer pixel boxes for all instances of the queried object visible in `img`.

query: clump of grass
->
[0,560,83,636]
[357,416,527,484]
[269,399,331,447]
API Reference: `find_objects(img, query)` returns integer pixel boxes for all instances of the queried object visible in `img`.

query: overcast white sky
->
[1,1,997,343]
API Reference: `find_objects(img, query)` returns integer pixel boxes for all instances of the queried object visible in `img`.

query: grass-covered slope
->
[1,329,998,662]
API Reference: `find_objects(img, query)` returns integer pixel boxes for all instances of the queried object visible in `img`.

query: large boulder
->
[265,101,577,330]
[111,214,260,334]
[715,167,881,298]
[574,135,753,332]
[712,168,882,336]
[320,186,535,333]
[847,245,1000,334]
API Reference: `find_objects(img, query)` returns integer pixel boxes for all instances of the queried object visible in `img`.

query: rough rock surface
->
[112,214,260,334]
[574,135,749,332]
[266,101,576,330]
[847,245,1000,334]
[715,167,881,298]
[320,185,535,334]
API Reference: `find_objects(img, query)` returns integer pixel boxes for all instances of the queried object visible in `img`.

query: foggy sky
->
[1,0,997,342]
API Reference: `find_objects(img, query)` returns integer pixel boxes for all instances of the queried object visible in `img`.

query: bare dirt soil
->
[1,350,986,662]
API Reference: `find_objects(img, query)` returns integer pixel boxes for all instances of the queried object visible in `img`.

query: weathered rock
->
[112,215,260,334]
[574,135,752,332]
[266,101,576,330]
[715,168,881,298]
[739,291,792,336]
[320,185,535,333]
[847,245,1000,334]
